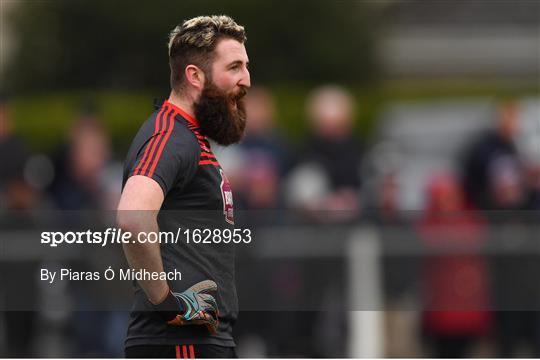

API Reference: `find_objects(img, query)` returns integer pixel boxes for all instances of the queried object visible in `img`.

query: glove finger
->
[189,280,217,294]
[205,320,218,334]
[199,293,218,311]
[167,315,188,326]
[190,312,217,326]
[168,312,216,327]
[203,307,218,321]
[192,304,218,321]
[190,311,219,334]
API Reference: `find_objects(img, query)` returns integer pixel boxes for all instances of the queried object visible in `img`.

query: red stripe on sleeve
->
[147,112,175,177]
[139,107,173,176]
[133,106,166,175]
[175,345,181,359]
[188,345,195,359]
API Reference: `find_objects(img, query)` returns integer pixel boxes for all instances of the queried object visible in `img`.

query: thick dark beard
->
[193,80,247,146]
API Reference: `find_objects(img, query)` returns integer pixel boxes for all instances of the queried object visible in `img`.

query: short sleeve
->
[128,116,200,195]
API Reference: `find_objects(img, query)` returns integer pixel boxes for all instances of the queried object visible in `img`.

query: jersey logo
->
[219,169,234,225]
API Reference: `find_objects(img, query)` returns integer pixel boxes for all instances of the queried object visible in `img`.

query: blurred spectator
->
[417,172,492,358]
[237,86,289,212]
[0,93,42,357]
[0,92,30,200]
[48,105,119,210]
[523,137,540,211]
[461,100,525,212]
[461,100,539,356]
[279,85,363,356]
[241,86,291,175]
[377,171,401,224]
[216,86,289,227]
[286,85,363,222]
[227,87,292,356]
[46,104,125,357]
[525,164,540,210]
[371,170,419,310]
[368,170,407,226]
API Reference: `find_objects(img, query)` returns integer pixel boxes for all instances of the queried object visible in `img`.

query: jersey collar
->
[164,100,200,128]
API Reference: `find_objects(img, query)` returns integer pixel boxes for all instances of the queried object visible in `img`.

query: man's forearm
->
[119,217,169,304]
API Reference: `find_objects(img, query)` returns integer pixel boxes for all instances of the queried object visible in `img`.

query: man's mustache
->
[233,87,248,101]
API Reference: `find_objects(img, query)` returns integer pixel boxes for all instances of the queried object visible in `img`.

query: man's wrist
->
[151,288,187,321]
[149,286,171,306]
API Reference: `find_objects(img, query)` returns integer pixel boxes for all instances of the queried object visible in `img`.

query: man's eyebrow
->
[227,60,248,67]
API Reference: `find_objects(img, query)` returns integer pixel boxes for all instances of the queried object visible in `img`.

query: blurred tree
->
[4,0,381,93]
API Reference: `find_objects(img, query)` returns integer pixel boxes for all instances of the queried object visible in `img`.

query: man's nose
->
[239,68,251,88]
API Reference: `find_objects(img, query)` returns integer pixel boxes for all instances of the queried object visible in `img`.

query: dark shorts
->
[125,344,237,358]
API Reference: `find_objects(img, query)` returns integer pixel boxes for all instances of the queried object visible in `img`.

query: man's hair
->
[168,15,246,92]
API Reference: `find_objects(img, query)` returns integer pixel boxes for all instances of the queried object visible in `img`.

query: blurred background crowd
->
[0,0,539,357]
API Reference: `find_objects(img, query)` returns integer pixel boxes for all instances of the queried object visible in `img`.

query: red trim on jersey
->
[198,144,211,153]
[165,100,199,128]
[199,159,220,166]
[189,345,195,358]
[147,111,175,177]
[182,345,188,359]
[200,151,216,159]
[175,345,181,358]
[133,105,168,175]
[160,104,218,167]
[139,107,174,176]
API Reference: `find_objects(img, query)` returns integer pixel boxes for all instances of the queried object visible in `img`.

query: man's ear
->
[185,65,205,91]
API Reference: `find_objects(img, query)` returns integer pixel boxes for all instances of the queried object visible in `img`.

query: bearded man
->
[117,15,250,358]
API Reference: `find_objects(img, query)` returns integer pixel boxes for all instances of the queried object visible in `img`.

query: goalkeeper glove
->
[152,280,219,334]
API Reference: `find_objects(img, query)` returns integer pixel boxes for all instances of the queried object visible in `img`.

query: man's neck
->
[167,91,196,119]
